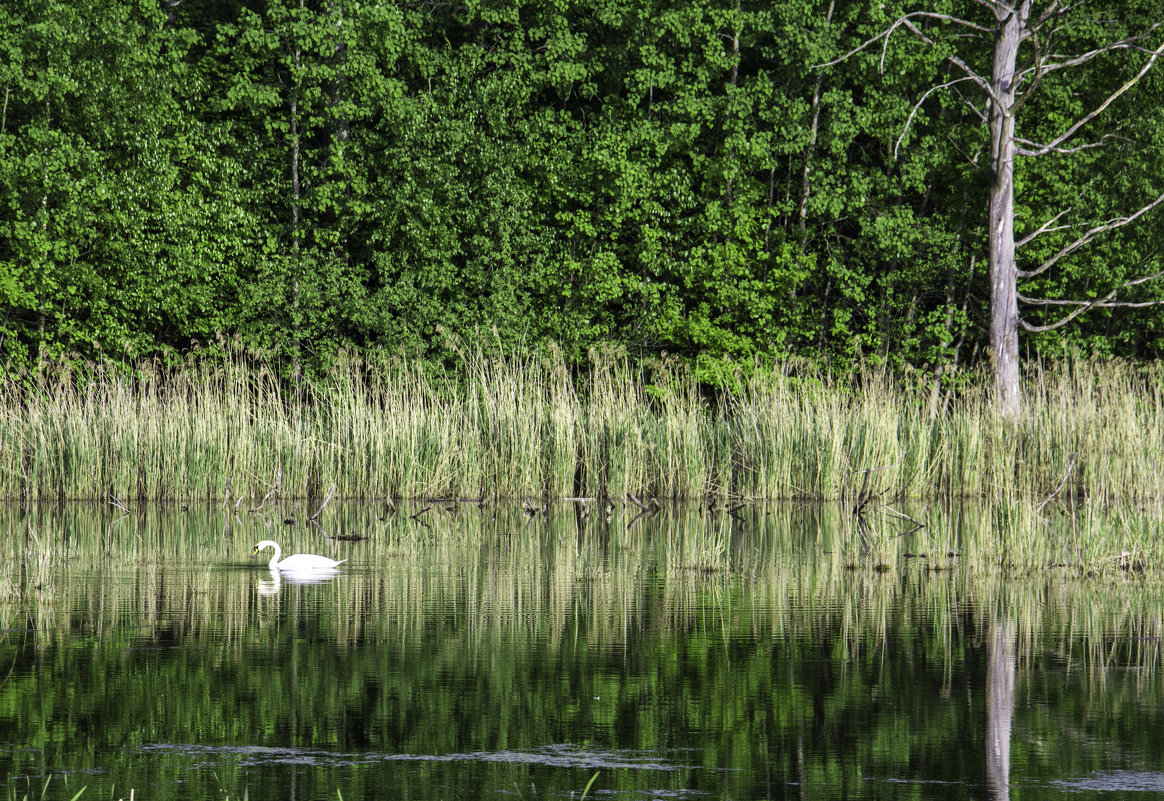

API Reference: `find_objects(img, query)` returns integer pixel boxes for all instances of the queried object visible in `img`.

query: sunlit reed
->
[1,349,1162,503]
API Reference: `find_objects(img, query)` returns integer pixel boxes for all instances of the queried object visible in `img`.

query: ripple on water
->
[136,742,694,772]
[1052,771,1164,793]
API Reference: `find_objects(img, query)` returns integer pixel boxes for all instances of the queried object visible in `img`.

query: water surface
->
[1,502,1162,800]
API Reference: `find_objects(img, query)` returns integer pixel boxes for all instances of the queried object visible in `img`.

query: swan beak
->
[251,546,258,556]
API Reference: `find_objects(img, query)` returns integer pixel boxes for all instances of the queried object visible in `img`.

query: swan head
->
[252,540,280,557]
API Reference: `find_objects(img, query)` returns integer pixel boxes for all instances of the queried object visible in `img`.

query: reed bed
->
[0,349,1162,503]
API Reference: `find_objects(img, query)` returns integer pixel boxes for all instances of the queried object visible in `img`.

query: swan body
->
[252,540,346,571]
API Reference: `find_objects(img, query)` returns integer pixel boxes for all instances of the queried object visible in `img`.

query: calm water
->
[1,502,1163,800]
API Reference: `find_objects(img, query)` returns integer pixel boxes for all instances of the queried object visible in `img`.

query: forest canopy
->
[1,0,1162,382]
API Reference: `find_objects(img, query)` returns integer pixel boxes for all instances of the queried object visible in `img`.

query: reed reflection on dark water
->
[1,501,1162,801]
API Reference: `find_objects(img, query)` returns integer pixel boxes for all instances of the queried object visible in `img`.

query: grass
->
[1,347,1162,504]
[4,775,86,801]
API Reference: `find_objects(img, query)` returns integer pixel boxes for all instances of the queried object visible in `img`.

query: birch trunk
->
[987,5,1026,419]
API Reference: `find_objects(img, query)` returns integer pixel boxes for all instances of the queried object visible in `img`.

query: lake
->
[2,501,1162,800]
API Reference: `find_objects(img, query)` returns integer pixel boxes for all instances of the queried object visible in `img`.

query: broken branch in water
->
[626,493,649,512]
[308,484,337,521]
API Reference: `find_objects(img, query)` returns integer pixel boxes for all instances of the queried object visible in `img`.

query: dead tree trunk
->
[820,4,1164,420]
[987,6,1025,419]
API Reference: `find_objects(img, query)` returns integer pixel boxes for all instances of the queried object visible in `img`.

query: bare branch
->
[1033,0,1065,30]
[946,138,984,171]
[1015,133,1127,156]
[895,76,977,159]
[1019,270,1164,332]
[1036,448,1077,512]
[951,83,987,122]
[1021,35,1164,157]
[1015,207,1070,248]
[898,19,1002,105]
[1019,305,1095,332]
[251,466,282,512]
[1018,190,1164,278]
[1025,22,1163,76]
[1020,272,1164,305]
[906,11,995,34]
[969,0,1012,12]
[308,484,337,521]
[815,12,992,70]
[814,11,1009,114]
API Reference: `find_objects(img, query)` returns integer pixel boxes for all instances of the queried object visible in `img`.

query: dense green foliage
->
[1,0,1162,378]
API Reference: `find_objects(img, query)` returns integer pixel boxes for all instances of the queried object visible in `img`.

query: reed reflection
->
[0,502,1162,801]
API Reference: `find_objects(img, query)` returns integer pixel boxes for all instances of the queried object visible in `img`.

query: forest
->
[2,0,1163,386]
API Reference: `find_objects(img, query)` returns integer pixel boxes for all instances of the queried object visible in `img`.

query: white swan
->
[252,540,346,571]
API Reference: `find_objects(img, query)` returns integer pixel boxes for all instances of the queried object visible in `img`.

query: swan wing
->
[277,553,344,570]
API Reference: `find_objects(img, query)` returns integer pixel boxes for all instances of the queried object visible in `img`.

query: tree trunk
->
[724,0,740,206]
[987,5,1025,419]
[327,0,350,269]
[290,3,304,406]
[799,1,834,233]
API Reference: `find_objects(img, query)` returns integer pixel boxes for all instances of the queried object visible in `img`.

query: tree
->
[0,0,211,367]
[824,1,1164,417]
[205,0,409,375]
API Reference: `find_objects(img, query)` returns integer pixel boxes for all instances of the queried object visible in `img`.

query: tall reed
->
[1,349,1162,502]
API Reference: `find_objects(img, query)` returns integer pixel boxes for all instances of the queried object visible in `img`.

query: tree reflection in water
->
[987,615,1016,801]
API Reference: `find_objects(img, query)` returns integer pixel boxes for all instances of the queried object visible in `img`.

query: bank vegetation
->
[2,349,1161,505]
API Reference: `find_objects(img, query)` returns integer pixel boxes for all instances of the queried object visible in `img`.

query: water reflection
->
[257,566,344,595]
[138,741,690,771]
[1053,771,1164,792]
[986,615,1015,801]
[0,502,1162,801]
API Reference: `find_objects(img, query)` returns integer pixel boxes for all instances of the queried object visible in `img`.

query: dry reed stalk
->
[3,351,1164,504]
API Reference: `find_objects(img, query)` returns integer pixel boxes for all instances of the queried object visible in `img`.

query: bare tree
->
[822,3,1164,418]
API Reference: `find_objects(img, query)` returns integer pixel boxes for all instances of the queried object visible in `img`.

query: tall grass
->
[0,348,1162,502]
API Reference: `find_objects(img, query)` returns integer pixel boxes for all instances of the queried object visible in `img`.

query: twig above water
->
[252,467,283,512]
[885,505,926,530]
[1036,451,1078,512]
[627,507,649,530]
[627,493,649,512]
[308,484,337,521]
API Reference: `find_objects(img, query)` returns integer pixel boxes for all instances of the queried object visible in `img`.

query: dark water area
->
[1,502,1163,800]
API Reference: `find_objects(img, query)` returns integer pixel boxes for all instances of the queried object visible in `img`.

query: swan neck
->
[267,542,282,568]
